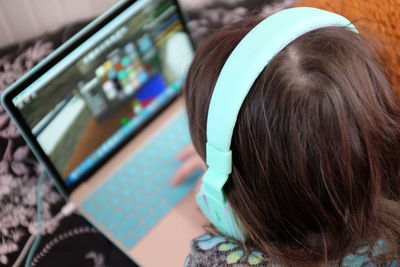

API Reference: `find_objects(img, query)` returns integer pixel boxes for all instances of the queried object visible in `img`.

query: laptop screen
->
[11,0,193,187]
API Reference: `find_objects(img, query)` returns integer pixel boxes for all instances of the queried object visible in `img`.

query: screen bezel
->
[1,0,195,196]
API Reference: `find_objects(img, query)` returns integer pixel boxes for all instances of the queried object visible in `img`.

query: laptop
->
[1,0,208,265]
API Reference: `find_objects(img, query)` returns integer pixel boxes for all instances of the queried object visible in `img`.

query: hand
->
[172,144,206,186]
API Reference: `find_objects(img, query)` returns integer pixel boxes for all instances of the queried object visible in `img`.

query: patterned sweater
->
[185,234,399,267]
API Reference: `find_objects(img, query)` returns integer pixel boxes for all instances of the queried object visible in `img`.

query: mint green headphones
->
[195,7,358,240]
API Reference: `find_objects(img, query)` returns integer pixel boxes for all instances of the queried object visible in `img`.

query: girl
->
[173,11,400,267]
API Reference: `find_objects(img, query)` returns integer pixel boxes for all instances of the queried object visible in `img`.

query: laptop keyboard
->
[79,111,202,248]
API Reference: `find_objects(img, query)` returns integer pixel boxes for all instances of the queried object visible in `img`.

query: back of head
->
[184,16,400,265]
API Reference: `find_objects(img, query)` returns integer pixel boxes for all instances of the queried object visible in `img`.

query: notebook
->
[1,0,208,265]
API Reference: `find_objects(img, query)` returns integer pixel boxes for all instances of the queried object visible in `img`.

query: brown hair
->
[184,16,400,265]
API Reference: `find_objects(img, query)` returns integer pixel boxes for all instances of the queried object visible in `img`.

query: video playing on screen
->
[12,0,193,186]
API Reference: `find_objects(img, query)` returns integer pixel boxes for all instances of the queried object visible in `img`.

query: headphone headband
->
[197,7,358,239]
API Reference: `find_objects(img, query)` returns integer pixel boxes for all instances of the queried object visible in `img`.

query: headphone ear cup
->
[196,170,243,240]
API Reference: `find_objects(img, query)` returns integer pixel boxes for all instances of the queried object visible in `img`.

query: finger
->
[172,155,205,185]
[172,155,202,185]
[176,143,196,160]
[194,176,203,194]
